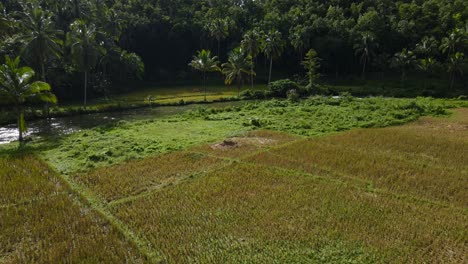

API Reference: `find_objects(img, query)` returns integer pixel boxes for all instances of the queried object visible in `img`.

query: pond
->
[0,101,250,145]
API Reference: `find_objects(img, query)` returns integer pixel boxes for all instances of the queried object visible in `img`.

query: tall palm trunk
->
[84,70,88,107]
[41,62,46,82]
[362,57,367,80]
[41,62,50,118]
[250,57,254,89]
[450,73,455,90]
[401,68,406,88]
[268,57,273,84]
[237,75,241,97]
[17,105,24,142]
[203,71,207,102]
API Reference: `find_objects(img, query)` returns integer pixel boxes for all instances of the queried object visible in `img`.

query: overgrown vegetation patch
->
[36,96,465,174]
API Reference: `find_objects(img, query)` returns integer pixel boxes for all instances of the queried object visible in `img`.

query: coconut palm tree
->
[446,52,465,90]
[289,26,309,61]
[353,32,378,80]
[417,57,436,89]
[241,29,261,89]
[67,20,105,106]
[415,36,438,58]
[222,48,255,97]
[391,48,416,87]
[205,18,230,58]
[19,8,63,82]
[188,49,220,101]
[0,56,56,142]
[262,30,284,84]
[440,29,464,56]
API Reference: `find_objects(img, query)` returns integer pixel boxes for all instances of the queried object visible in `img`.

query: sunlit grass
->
[34,96,464,175]
[112,162,466,263]
[245,109,468,207]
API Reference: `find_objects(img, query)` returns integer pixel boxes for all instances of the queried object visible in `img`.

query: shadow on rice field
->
[1,108,466,263]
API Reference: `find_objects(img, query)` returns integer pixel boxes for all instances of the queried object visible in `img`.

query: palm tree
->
[19,8,63,82]
[222,48,255,97]
[67,20,105,107]
[289,26,309,61]
[0,56,56,142]
[417,57,436,89]
[446,52,465,90]
[205,18,230,58]
[241,29,261,89]
[262,30,284,84]
[391,48,416,87]
[353,32,378,80]
[415,36,438,58]
[188,49,220,101]
[440,29,464,56]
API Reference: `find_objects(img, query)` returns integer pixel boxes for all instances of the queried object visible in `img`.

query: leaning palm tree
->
[0,56,56,142]
[241,29,261,89]
[262,30,284,84]
[353,32,378,80]
[222,48,255,97]
[19,8,63,82]
[188,49,220,101]
[67,20,105,106]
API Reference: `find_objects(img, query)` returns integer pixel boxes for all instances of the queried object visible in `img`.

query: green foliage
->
[221,48,254,96]
[391,48,417,86]
[0,56,56,141]
[188,49,220,101]
[302,49,321,87]
[19,7,63,81]
[267,79,300,98]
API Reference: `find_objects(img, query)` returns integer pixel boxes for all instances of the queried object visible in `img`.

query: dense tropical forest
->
[0,1,467,263]
[1,0,467,102]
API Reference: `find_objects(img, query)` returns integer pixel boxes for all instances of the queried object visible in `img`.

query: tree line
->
[1,0,467,103]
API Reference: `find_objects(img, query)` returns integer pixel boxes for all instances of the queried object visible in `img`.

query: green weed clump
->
[0,155,143,263]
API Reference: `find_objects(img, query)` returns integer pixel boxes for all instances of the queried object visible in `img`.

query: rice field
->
[0,104,466,263]
[0,155,144,263]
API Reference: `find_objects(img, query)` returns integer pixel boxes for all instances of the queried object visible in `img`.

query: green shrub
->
[287,89,300,102]
[268,79,300,98]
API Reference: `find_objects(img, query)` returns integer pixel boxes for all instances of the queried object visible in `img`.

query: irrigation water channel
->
[0,101,249,145]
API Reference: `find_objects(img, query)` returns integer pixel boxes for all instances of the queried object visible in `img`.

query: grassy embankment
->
[0,84,267,125]
[1,97,466,263]
[11,96,461,174]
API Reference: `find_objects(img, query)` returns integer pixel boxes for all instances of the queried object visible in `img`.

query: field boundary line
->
[108,160,235,207]
[35,155,164,264]
[239,158,468,211]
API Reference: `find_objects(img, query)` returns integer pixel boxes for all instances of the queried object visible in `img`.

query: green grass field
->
[0,98,466,263]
